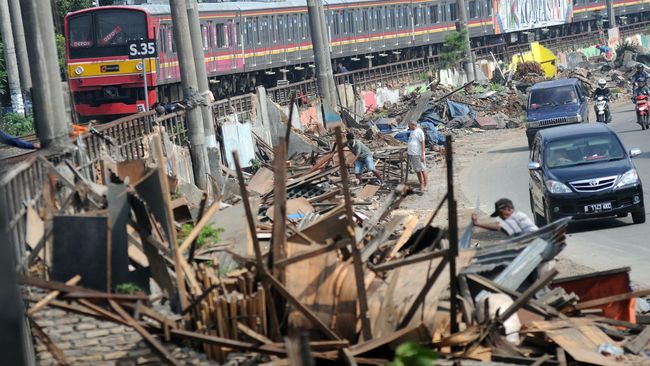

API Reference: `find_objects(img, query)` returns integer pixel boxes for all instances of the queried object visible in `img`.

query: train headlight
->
[136,62,144,71]
[74,66,84,75]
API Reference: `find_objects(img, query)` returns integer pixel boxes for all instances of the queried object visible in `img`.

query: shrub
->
[0,113,35,136]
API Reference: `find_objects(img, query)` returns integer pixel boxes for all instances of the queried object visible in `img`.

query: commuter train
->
[65,0,650,118]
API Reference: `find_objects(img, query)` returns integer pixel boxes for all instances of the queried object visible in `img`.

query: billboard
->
[493,0,573,34]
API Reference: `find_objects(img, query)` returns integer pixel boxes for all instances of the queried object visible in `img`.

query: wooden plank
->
[498,269,558,323]
[152,133,188,312]
[275,239,349,268]
[356,185,379,200]
[188,192,208,263]
[25,205,45,261]
[371,248,449,272]
[170,328,287,356]
[398,257,448,329]
[271,140,288,280]
[178,201,221,253]
[556,347,567,366]
[386,215,418,260]
[339,348,359,366]
[237,321,272,344]
[546,326,622,366]
[109,300,181,366]
[576,288,650,310]
[247,167,275,195]
[27,275,81,317]
[29,317,70,365]
[624,325,650,354]
[531,354,552,366]
[233,151,282,341]
[335,126,372,341]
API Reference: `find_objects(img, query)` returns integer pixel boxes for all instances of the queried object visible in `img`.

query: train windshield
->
[68,10,147,59]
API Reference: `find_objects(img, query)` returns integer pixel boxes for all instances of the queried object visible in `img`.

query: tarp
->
[446,100,476,119]
[394,122,446,147]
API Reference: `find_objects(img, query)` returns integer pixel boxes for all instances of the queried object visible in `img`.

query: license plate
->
[584,202,612,213]
[598,111,605,114]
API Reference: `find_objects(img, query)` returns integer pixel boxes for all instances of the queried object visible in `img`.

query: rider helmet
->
[597,79,606,88]
[637,64,645,72]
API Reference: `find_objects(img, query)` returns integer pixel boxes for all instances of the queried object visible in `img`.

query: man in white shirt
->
[407,121,428,193]
[472,198,539,236]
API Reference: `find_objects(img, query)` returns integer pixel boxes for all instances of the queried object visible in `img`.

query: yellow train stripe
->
[68,59,157,78]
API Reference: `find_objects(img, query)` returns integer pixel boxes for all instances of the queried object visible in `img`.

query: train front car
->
[65,7,157,119]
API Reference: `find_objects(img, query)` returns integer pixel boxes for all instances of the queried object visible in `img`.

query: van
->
[526,78,590,148]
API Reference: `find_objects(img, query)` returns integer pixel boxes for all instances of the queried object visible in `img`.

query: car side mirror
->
[528,161,541,170]
[630,148,641,158]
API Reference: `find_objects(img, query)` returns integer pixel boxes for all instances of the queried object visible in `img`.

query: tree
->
[439,29,468,70]
[56,33,67,78]
[55,0,92,32]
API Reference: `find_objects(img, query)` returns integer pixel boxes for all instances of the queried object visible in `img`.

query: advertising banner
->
[493,0,573,34]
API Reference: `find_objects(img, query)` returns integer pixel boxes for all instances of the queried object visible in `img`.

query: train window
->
[278,15,285,43]
[469,0,477,18]
[362,9,369,32]
[429,5,439,23]
[448,3,457,21]
[413,6,420,26]
[96,11,146,47]
[401,6,408,28]
[68,14,93,48]
[390,7,396,29]
[484,0,491,17]
[201,24,208,50]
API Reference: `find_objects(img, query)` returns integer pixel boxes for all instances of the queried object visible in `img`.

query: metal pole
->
[20,0,71,151]
[307,0,337,111]
[169,0,208,189]
[8,0,31,91]
[606,0,616,29]
[445,137,459,335]
[455,0,475,82]
[186,0,224,188]
[142,58,149,111]
[0,0,25,116]
[317,0,338,107]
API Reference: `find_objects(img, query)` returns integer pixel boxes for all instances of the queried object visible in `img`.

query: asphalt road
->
[462,102,650,286]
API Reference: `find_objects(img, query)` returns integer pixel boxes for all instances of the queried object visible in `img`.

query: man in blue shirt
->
[0,130,36,149]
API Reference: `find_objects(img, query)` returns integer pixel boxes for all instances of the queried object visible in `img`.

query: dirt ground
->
[395,127,596,278]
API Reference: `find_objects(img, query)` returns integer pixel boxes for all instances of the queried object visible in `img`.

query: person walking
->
[472,198,538,236]
[346,132,383,185]
[407,121,427,193]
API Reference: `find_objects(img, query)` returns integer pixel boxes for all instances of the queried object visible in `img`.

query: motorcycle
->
[635,94,650,130]
[594,95,610,123]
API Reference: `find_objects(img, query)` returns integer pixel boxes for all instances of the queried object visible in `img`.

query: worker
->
[472,198,539,236]
[346,132,383,186]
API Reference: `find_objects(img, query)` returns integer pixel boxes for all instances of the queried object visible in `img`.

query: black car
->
[528,124,645,226]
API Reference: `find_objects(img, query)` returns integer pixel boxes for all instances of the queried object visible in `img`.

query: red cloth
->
[551,269,635,323]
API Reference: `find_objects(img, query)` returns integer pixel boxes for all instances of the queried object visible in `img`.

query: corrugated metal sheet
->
[222,122,255,169]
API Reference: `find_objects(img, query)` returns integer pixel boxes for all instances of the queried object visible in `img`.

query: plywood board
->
[52,214,111,291]
[248,167,275,196]
[208,199,259,257]
[546,326,629,366]
[25,206,44,261]
[116,160,146,183]
[356,185,380,200]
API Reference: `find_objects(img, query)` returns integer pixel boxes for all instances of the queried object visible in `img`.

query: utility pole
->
[169,0,209,190]
[317,0,337,104]
[606,0,616,29]
[186,0,224,188]
[8,0,31,92]
[455,0,475,82]
[0,0,25,116]
[307,0,337,111]
[20,0,71,151]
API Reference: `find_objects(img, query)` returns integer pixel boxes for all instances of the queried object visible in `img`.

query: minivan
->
[526,78,590,148]
[528,124,645,225]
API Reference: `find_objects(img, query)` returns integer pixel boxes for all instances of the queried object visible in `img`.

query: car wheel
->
[632,210,646,224]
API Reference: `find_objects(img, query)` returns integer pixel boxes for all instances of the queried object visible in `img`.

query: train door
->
[225,19,238,72]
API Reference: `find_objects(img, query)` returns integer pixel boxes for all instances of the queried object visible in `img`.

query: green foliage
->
[249,159,261,174]
[115,282,144,294]
[56,33,67,78]
[0,41,6,97]
[388,342,437,366]
[56,0,93,24]
[439,30,468,70]
[180,223,224,249]
[0,113,35,136]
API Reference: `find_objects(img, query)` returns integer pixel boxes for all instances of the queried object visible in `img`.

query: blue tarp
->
[447,100,476,119]
[394,122,446,147]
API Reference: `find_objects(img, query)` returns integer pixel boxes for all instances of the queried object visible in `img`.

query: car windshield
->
[530,86,578,107]
[544,134,625,168]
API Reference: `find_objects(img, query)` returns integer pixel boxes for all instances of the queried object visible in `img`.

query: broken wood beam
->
[575,288,650,310]
[624,325,650,354]
[271,138,288,280]
[498,269,559,323]
[109,300,181,366]
[188,192,208,262]
[29,317,70,366]
[170,328,288,356]
[335,126,372,341]
[371,248,449,272]
[27,275,81,317]
[274,239,350,268]
[178,201,220,254]
[233,150,282,341]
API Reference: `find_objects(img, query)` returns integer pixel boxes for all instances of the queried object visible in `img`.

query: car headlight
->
[546,180,572,194]
[136,62,144,71]
[74,66,84,75]
[615,169,639,190]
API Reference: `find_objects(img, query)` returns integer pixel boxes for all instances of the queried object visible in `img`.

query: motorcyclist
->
[633,77,650,98]
[593,79,611,122]
[631,64,649,85]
